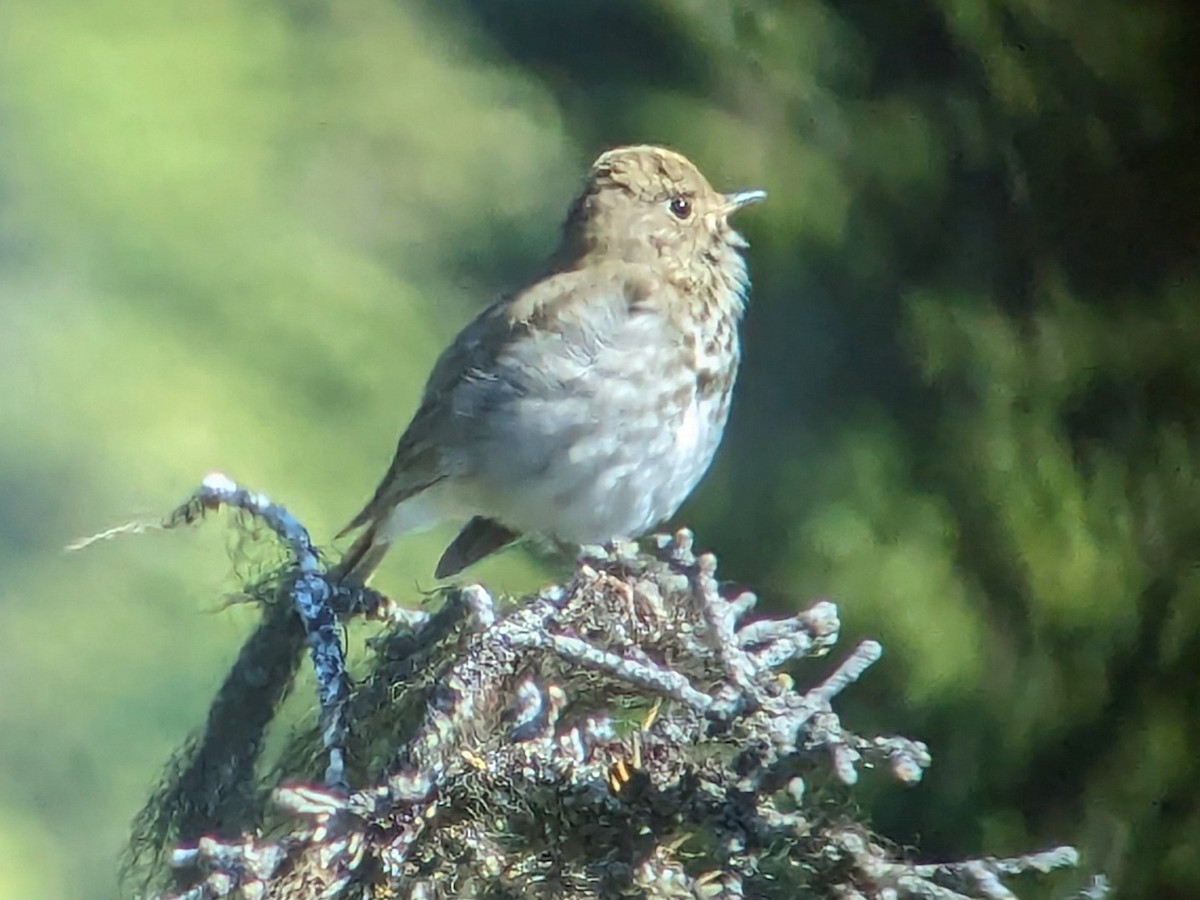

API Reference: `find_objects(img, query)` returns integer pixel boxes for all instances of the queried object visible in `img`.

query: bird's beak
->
[722,189,767,214]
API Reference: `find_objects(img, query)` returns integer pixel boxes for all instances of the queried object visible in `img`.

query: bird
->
[332,145,765,583]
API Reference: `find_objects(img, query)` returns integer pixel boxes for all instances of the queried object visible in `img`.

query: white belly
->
[476,392,727,543]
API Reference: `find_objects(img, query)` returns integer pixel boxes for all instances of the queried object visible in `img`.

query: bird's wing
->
[435,516,520,578]
[335,298,516,538]
[338,263,659,538]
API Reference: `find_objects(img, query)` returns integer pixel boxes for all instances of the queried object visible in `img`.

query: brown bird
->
[333,145,764,582]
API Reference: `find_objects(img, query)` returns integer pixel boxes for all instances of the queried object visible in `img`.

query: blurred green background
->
[2,0,1197,897]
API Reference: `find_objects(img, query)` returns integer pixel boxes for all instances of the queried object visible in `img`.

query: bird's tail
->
[327,522,390,585]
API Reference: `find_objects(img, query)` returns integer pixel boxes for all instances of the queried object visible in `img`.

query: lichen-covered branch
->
[125,475,1101,899]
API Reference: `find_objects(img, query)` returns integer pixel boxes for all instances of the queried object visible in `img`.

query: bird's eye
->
[668,195,692,219]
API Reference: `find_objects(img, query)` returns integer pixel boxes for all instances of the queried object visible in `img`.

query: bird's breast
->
[461,298,741,542]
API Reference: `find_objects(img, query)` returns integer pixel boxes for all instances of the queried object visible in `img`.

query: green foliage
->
[1,0,1197,897]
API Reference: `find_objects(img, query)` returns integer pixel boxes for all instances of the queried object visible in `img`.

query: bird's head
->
[561,145,765,284]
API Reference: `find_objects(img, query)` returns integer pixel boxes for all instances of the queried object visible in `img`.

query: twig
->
[120,479,1093,900]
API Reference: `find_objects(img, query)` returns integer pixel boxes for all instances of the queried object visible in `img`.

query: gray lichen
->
[125,474,1096,900]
